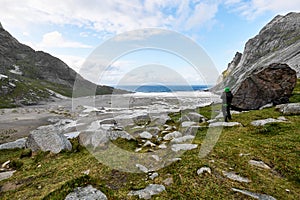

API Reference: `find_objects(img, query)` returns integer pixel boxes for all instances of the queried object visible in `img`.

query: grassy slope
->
[0,80,299,199]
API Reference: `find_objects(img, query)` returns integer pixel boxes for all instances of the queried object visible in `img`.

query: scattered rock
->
[171,144,198,152]
[158,143,167,149]
[82,169,90,175]
[25,130,72,154]
[0,138,27,150]
[65,185,107,200]
[163,131,182,140]
[209,122,242,127]
[250,118,287,126]
[0,170,16,181]
[249,160,271,169]
[136,164,149,173]
[143,141,156,147]
[276,103,300,115]
[232,188,276,200]
[139,131,153,139]
[259,103,274,110]
[223,171,251,183]
[128,184,165,199]
[1,160,10,169]
[149,172,159,180]
[181,121,197,127]
[197,167,212,175]
[170,135,195,144]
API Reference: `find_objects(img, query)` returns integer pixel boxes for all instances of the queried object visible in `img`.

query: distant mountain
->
[0,23,127,108]
[214,12,300,92]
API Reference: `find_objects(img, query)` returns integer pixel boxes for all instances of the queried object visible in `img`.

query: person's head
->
[224,87,230,92]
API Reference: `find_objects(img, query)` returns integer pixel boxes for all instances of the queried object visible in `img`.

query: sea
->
[115,85,210,93]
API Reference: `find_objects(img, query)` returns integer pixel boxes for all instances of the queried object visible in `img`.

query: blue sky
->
[0,0,299,85]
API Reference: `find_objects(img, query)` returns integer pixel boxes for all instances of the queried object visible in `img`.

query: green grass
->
[0,84,299,199]
[290,79,300,103]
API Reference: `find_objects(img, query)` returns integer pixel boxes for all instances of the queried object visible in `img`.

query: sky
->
[0,0,299,86]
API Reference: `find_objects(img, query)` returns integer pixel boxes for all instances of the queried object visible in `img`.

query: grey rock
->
[0,170,16,181]
[249,160,271,169]
[232,188,276,200]
[136,164,149,173]
[128,184,165,199]
[139,131,153,139]
[149,172,159,180]
[79,130,109,150]
[209,122,242,127]
[171,144,198,152]
[65,185,107,200]
[26,130,72,154]
[251,118,287,126]
[170,135,195,144]
[181,121,197,127]
[223,171,251,183]
[163,131,182,140]
[0,138,26,150]
[276,103,300,115]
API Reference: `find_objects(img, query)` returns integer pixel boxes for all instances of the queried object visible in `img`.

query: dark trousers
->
[222,104,231,122]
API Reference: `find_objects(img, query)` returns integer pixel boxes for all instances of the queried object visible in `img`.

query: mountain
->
[215,12,300,93]
[0,23,127,108]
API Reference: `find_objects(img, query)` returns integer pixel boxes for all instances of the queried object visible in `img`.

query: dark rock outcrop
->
[231,63,297,110]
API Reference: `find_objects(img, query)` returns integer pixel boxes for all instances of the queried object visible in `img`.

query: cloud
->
[39,31,92,48]
[224,0,300,19]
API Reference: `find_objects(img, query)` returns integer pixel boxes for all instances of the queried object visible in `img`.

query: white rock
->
[181,121,197,127]
[0,170,16,181]
[170,135,195,144]
[65,185,107,200]
[151,155,160,161]
[149,172,159,180]
[251,118,287,126]
[163,131,182,140]
[136,164,149,173]
[197,167,212,175]
[143,141,156,147]
[209,122,242,127]
[158,143,167,149]
[0,138,27,150]
[232,188,276,200]
[128,184,165,199]
[249,160,271,169]
[139,131,153,139]
[223,171,251,183]
[171,144,198,152]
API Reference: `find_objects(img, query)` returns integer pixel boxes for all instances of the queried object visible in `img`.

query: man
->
[221,87,233,122]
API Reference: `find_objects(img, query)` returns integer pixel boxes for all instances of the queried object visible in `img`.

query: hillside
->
[0,23,127,108]
[215,12,300,93]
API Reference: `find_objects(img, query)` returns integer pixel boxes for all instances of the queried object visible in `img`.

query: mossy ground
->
[0,81,299,199]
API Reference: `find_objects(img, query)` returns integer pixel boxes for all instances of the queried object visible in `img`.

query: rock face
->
[231,63,297,110]
[65,185,108,200]
[215,12,300,108]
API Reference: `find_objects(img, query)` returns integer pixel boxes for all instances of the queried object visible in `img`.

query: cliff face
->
[216,12,300,92]
[0,24,126,108]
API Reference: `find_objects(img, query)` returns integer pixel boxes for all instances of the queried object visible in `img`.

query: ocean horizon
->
[114,85,211,93]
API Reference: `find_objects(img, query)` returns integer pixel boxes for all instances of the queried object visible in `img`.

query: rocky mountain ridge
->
[0,23,126,108]
[215,12,300,93]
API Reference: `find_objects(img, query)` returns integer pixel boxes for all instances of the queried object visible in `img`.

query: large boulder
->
[25,129,72,154]
[231,63,297,110]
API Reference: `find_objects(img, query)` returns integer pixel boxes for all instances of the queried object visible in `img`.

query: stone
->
[0,138,27,150]
[136,164,149,173]
[251,118,287,126]
[259,103,274,110]
[143,141,156,147]
[181,121,197,127]
[2,160,10,168]
[171,144,198,152]
[231,63,297,110]
[162,177,173,186]
[0,170,16,181]
[149,172,159,180]
[209,122,242,127]
[223,171,251,183]
[163,131,182,140]
[79,130,109,150]
[276,103,300,115]
[170,135,195,144]
[232,188,276,200]
[26,130,72,154]
[197,167,212,175]
[139,131,153,139]
[65,185,107,200]
[128,184,165,199]
[249,160,271,169]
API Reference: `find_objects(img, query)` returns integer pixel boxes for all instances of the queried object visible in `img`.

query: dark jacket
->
[221,91,233,106]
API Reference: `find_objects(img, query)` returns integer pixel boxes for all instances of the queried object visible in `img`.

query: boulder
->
[231,63,297,110]
[0,138,27,150]
[65,185,107,200]
[251,117,287,126]
[25,130,72,154]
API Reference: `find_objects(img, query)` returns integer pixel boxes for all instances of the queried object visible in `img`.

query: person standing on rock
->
[221,87,233,122]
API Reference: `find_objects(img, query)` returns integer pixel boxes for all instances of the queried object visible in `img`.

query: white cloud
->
[225,0,300,19]
[39,31,92,48]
